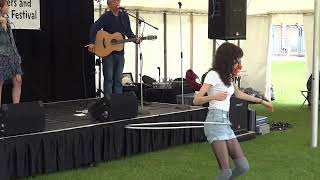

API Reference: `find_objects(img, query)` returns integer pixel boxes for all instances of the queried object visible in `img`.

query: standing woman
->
[193,42,273,180]
[0,0,23,105]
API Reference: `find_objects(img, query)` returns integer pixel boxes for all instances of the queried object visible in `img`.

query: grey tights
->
[211,140,250,180]
[229,158,250,179]
[216,169,232,180]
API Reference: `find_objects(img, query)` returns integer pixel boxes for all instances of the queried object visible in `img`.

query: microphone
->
[178,2,182,9]
[157,67,161,82]
[118,6,126,12]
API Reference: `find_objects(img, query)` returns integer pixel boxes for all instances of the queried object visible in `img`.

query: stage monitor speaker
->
[89,91,138,122]
[208,0,247,40]
[0,101,45,136]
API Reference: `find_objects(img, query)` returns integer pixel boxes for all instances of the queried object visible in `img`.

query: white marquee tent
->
[93,0,319,146]
[94,0,315,99]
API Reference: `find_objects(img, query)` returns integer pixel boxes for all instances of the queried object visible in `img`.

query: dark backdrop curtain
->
[2,0,95,103]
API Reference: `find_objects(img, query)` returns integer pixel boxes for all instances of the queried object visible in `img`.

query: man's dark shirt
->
[89,10,135,55]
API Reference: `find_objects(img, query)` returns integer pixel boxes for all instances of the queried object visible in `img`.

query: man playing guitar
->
[88,0,140,95]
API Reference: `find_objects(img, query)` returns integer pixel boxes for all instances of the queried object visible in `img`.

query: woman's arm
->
[193,83,227,105]
[233,83,273,111]
[0,16,7,32]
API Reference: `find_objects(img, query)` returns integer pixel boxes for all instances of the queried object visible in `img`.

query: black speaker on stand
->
[208,0,247,40]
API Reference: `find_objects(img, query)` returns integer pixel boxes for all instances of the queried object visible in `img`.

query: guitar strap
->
[119,11,126,38]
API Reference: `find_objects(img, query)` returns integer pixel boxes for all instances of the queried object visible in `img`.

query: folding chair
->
[300,90,311,109]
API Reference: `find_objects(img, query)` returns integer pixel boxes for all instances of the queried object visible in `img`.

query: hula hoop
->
[125,121,231,130]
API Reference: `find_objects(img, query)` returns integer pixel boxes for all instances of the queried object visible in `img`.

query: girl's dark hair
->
[211,42,243,86]
[0,0,7,8]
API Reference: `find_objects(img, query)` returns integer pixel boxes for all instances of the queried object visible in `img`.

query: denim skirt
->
[204,109,236,144]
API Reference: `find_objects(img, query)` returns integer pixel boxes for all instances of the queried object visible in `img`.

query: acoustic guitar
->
[94,31,157,57]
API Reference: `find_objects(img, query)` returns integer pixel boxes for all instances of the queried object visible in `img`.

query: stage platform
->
[0,99,255,180]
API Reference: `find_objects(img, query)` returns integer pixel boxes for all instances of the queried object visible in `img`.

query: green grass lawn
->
[271,60,308,104]
[25,61,320,180]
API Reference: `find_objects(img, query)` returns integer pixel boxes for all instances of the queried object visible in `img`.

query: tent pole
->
[135,11,139,82]
[164,12,168,82]
[311,0,320,148]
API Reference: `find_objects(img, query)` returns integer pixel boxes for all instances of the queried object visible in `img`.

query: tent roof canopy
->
[94,0,314,15]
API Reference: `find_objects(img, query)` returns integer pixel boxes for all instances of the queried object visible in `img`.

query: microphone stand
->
[94,0,104,98]
[74,44,92,117]
[237,40,241,88]
[75,0,104,117]
[96,58,104,97]
[123,9,158,115]
[176,2,190,110]
[137,20,150,115]
[125,10,159,30]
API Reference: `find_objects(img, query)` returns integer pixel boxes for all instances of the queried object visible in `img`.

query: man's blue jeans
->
[102,53,125,95]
